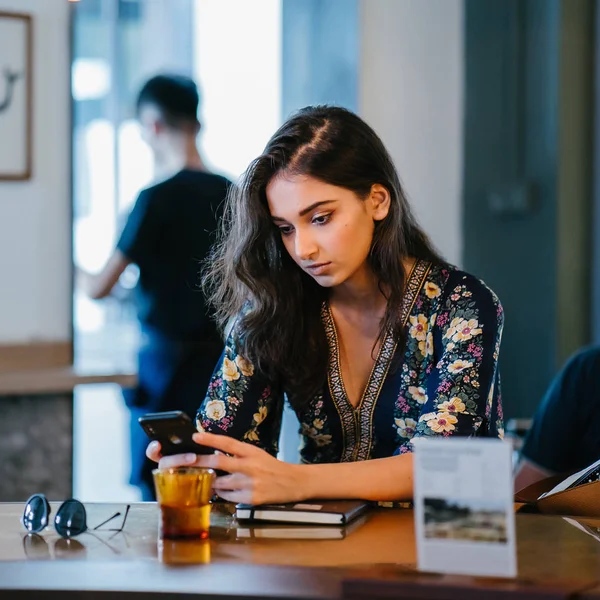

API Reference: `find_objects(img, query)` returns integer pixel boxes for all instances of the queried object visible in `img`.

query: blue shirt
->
[117,169,230,343]
[521,346,600,474]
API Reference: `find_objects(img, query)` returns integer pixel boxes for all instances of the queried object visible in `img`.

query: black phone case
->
[138,411,214,456]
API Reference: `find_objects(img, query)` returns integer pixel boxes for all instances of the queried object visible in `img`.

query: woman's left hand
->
[168,431,305,505]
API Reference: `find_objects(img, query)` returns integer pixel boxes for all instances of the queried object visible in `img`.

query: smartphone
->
[138,410,215,457]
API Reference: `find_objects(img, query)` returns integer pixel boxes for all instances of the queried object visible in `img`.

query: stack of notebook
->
[234,500,370,539]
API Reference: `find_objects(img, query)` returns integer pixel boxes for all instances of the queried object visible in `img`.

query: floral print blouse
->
[196,260,504,464]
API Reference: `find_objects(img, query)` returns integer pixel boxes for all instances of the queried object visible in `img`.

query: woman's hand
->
[146,440,164,463]
[152,432,306,505]
[145,440,207,470]
[145,440,197,468]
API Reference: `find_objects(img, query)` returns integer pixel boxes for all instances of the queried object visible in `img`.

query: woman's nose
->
[294,230,318,260]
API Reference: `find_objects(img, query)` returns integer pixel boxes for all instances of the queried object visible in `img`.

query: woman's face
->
[266,174,390,288]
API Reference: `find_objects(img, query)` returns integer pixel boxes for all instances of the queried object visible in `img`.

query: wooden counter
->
[1,503,600,598]
[0,340,136,395]
[0,364,136,395]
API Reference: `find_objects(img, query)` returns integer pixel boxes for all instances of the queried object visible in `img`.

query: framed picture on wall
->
[0,12,32,181]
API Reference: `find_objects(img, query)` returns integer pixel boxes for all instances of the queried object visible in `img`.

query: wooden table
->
[0,503,600,598]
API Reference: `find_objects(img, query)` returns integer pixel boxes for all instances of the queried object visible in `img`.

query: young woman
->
[147,106,504,504]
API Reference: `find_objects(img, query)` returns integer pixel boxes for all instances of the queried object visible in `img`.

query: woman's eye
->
[278,225,294,236]
[312,213,331,225]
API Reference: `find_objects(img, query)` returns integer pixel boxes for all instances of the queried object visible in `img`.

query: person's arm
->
[80,188,158,301]
[154,430,413,504]
[78,251,130,300]
[514,458,554,492]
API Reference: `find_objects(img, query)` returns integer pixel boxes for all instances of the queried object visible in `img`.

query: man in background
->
[82,74,230,500]
[514,346,600,492]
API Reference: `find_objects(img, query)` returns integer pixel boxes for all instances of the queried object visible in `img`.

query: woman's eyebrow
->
[271,200,337,222]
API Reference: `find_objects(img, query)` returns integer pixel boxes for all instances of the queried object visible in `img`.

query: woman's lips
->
[305,262,332,276]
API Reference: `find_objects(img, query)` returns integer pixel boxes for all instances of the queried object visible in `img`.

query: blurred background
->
[0,0,596,502]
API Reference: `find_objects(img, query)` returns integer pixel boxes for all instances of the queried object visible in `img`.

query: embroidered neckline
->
[323,259,432,462]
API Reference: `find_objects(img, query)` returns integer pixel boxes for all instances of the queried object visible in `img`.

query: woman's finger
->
[214,488,251,504]
[185,451,245,474]
[212,472,246,491]
[192,432,254,457]
[146,441,162,462]
[157,453,199,469]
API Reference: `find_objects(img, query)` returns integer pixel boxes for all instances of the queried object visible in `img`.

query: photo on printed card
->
[423,498,508,544]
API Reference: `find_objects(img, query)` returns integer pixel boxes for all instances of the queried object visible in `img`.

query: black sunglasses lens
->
[22,494,50,534]
[54,499,87,538]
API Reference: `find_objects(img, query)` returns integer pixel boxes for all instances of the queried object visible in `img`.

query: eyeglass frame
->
[21,493,130,539]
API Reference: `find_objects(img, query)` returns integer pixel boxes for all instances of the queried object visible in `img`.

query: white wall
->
[0,0,71,343]
[193,0,282,180]
[360,0,464,266]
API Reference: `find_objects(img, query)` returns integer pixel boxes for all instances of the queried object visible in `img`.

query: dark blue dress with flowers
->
[196,260,505,464]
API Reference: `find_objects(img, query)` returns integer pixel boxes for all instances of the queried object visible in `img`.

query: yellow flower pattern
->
[301,422,333,448]
[409,314,429,341]
[235,355,254,377]
[395,417,418,439]
[244,430,259,442]
[418,331,434,358]
[448,359,473,374]
[408,386,428,404]
[253,405,268,425]
[451,318,483,343]
[426,412,458,433]
[204,399,226,421]
[222,357,240,381]
[438,397,466,414]
[425,281,441,299]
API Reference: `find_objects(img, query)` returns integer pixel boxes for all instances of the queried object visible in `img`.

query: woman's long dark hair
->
[204,105,444,409]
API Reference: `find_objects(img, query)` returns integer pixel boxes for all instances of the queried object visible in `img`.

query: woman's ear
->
[369,184,391,221]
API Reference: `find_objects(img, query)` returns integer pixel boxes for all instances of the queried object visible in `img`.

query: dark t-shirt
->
[521,346,600,474]
[117,169,230,343]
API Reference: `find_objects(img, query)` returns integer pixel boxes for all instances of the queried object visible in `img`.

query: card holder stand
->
[515,472,600,518]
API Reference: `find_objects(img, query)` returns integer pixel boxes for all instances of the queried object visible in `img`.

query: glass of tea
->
[152,466,215,539]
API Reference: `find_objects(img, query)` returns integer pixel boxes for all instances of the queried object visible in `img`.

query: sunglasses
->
[21,493,130,538]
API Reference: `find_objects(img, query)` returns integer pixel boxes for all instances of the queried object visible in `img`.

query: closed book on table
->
[236,515,369,540]
[235,500,369,526]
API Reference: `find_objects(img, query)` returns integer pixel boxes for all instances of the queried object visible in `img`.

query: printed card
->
[413,438,516,578]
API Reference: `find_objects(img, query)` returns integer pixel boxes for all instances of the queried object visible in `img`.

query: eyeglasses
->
[21,494,130,538]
